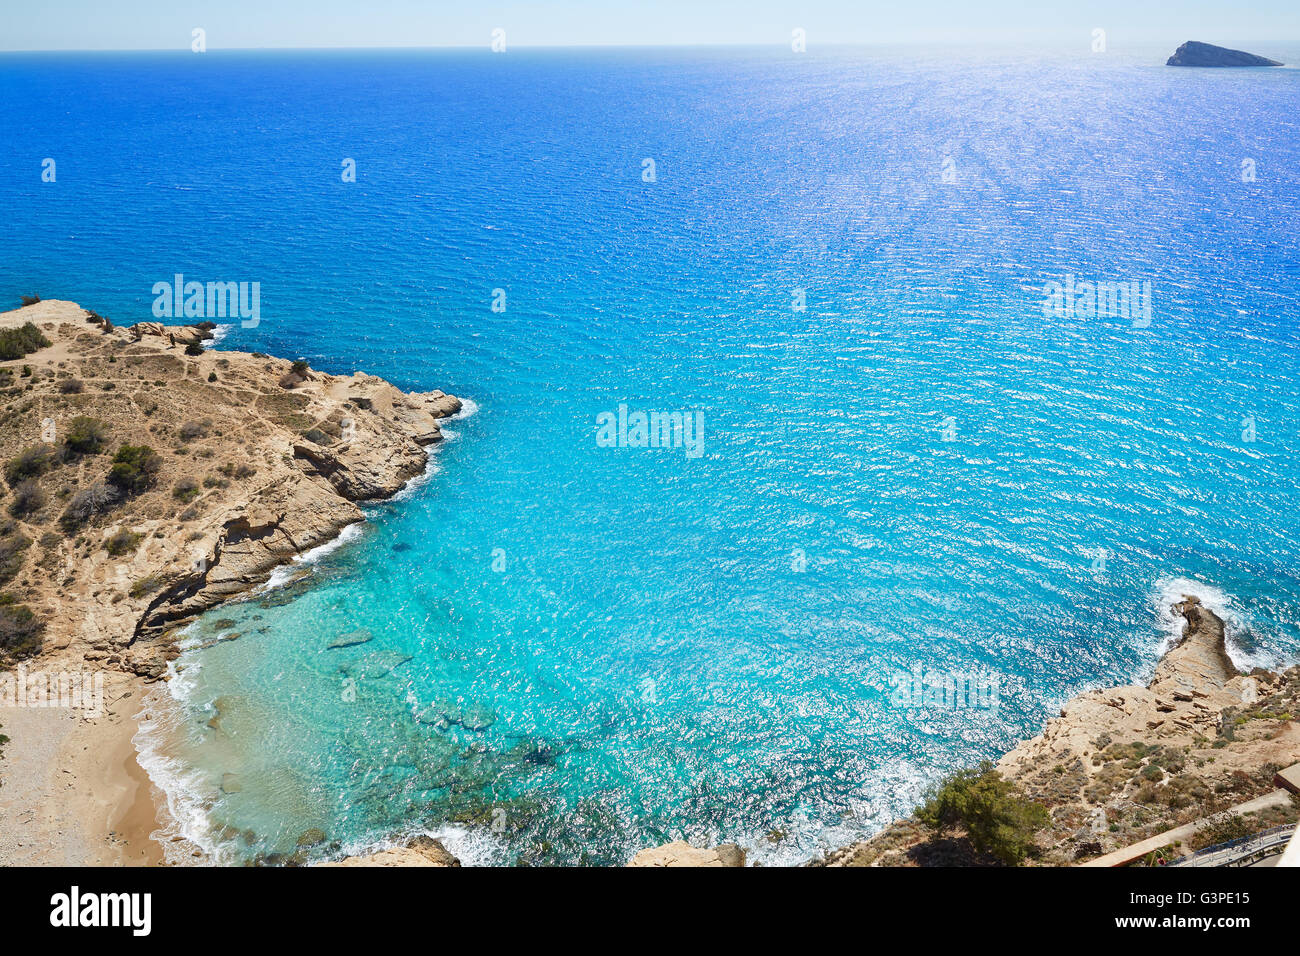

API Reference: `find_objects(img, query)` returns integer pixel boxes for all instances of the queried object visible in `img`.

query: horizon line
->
[3,38,1294,55]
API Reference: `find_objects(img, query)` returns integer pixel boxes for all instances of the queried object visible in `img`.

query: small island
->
[1166,41,1283,67]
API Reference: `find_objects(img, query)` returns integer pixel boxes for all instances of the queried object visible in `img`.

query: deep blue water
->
[3,47,1300,865]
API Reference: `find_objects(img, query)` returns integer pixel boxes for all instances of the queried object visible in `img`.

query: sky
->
[1,0,1298,51]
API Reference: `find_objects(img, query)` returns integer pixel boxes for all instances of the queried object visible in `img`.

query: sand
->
[0,670,163,865]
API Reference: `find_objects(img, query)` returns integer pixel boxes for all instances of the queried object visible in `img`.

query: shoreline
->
[815,593,1299,867]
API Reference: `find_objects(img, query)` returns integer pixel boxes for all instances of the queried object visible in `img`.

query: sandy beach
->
[0,669,162,865]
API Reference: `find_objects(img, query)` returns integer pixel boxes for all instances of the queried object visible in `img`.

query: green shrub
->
[107,445,161,494]
[0,592,44,658]
[7,479,46,518]
[0,322,51,360]
[63,416,110,456]
[916,761,1049,865]
[129,575,163,599]
[1188,814,1258,851]
[172,477,200,502]
[5,444,56,486]
[104,529,142,556]
[58,378,84,394]
[19,294,40,307]
[291,360,310,376]
[184,342,205,357]
[0,522,31,585]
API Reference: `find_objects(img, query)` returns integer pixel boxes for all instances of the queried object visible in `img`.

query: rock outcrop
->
[1166,41,1282,67]
[322,835,461,868]
[627,840,746,867]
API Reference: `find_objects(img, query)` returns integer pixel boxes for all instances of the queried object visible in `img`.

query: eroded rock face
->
[322,836,461,868]
[1166,41,1282,67]
[135,475,363,640]
[627,841,746,867]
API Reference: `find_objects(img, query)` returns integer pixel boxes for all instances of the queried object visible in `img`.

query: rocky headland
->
[320,835,462,868]
[0,298,461,864]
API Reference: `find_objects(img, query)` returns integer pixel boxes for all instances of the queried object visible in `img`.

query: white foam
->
[380,451,442,506]
[258,521,365,592]
[1151,574,1276,671]
[132,666,227,866]
[449,396,479,421]
[202,324,234,348]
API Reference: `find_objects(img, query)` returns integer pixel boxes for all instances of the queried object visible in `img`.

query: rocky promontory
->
[1166,41,1283,67]
[0,298,461,680]
[627,840,746,867]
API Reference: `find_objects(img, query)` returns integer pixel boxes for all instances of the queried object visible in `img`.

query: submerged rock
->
[340,650,413,680]
[327,628,374,650]
[296,828,327,848]
[1166,41,1282,67]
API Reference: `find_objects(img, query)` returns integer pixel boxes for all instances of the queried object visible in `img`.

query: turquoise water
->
[3,47,1300,864]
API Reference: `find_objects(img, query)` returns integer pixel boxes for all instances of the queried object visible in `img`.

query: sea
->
[2,44,1299,865]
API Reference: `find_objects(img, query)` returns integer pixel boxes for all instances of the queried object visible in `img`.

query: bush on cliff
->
[0,521,31,585]
[7,480,46,519]
[916,761,1049,865]
[104,529,142,556]
[4,444,56,487]
[62,417,110,456]
[59,481,121,531]
[107,444,162,495]
[0,322,51,360]
[172,477,200,502]
[0,592,44,659]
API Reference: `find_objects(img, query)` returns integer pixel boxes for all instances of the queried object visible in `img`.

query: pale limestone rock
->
[627,841,746,867]
[323,836,461,868]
